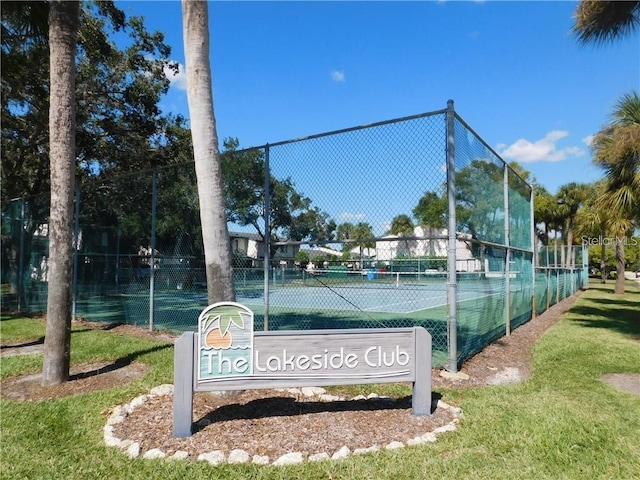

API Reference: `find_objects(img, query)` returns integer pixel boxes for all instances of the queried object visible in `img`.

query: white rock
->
[308,452,330,462]
[301,386,326,397]
[143,448,166,459]
[353,445,379,455]
[284,388,301,395]
[150,384,173,396]
[352,395,367,401]
[319,394,343,402]
[407,437,426,446]
[421,432,437,443]
[331,446,351,460]
[127,395,149,410]
[103,425,115,439]
[439,370,470,381]
[228,449,250,464]
[433,423,457,434]
[273,452,304,466]
[197,450,225,465]
[106,411,127,426]
[385,441,404,450]
[252,455,270,465]
[103,426,121,447]
[366,392,379,399]
[170,451,190,460]
[126,442,140,458]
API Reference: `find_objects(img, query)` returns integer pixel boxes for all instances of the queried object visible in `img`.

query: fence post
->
[530,185,536,318]
[71,187,81,320]
[503,166,511,336]
[149,168,158,331]
[17,198,26,311]
[445,99,458,372]
[263,144,271,331]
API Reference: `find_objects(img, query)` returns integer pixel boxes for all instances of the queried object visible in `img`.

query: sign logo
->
[197,302,254,381]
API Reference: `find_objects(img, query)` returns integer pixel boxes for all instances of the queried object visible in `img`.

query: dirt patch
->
[1,361,151,402]
[601,373,640,396]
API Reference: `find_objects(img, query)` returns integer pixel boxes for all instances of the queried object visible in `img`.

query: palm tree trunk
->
[183,0,235,303]
[566,226,574,269]
[615,236,625,294]
[43,0,80,387]
[600,230,606,283]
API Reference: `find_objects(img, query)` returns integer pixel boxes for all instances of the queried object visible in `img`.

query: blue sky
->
[119,0,639,198]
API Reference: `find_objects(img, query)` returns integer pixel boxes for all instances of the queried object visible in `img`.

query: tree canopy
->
[1,0,179,204]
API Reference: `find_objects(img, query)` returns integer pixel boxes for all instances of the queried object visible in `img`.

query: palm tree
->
[389,214,415,257]
[591,91,640,293]
[336,222,355,253]
[575,182,609,283]
[42,0,80,387]
[573,1,640,45]
[592,91,640,221]
[556,182,589,269]
[182,0,235,303]
[353,222,375,267]
[533,185,556,265]
[412,191,447,256]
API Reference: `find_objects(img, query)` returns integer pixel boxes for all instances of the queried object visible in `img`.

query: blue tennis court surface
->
[234,283,505,314]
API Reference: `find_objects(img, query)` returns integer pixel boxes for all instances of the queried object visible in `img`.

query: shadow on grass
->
[569,285,640,338]
[69,343,172,381]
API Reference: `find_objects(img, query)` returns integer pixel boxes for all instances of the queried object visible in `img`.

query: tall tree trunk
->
[615,236,625,294]
[566,224,574,269]
[182,0,235,304]
[600,230,606,283]
[43,0,80,387]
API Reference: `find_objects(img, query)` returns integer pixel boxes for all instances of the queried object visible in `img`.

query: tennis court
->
[234,270,517,314]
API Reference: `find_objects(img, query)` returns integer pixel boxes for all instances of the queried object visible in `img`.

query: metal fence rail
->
[1,100,587,370]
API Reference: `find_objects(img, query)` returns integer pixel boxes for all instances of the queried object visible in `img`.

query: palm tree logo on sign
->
[197,302,254,381]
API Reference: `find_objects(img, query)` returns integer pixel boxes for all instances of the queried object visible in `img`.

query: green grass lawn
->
[1,280,639,479]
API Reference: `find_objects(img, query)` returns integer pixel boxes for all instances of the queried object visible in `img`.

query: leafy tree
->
[573,1,640,45]
[1,0,178,205]
[455,159,504,244]
[533,185,558,247]
[182,0,235,303]
[586,237,640,278]
[389,214,415,256]
[336,221,375,262]
[42,0,80,387]
[221,139,336,260]
[412,191,447,256]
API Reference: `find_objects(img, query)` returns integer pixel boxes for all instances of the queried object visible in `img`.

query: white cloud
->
[164,62,187,91]
[496,130,585,163]
[582,135,594,147]
[331,70,346,83]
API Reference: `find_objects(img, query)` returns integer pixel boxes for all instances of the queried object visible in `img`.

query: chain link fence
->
[1,101,587,369]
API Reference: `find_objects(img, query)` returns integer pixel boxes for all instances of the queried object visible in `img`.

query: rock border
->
[104,384,463,466]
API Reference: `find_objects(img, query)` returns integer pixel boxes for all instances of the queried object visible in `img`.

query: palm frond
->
[573,0,640,45]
